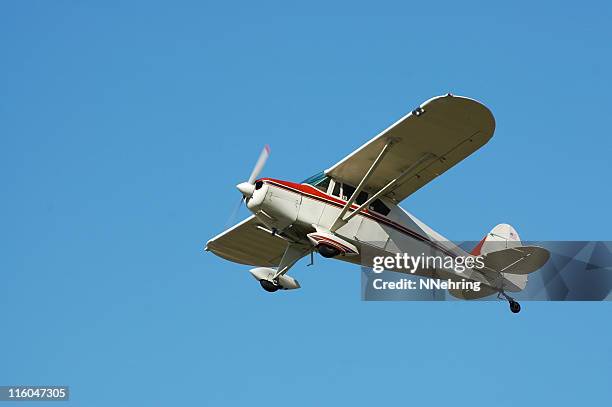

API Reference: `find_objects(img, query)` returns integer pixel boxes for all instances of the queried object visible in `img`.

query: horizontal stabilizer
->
[482,246,550,275]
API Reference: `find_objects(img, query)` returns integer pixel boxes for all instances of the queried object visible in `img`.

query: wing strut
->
[331,152,437,231]
[330,141,393,232]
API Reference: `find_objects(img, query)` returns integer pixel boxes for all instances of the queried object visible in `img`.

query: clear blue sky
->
[1,1,611,406]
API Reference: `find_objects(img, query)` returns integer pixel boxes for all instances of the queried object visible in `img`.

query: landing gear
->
[499,290,521,314]
[259,279,279,292]
[317,244,340,258]
[251,244,308,292]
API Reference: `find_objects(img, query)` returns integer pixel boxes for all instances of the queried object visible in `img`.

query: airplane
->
[205,94,550,313]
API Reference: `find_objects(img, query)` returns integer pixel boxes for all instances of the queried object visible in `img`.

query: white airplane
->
[205,94,549,313]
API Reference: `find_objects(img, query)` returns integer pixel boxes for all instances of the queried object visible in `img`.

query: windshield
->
[301,171,327,185]
[302,171,331,192]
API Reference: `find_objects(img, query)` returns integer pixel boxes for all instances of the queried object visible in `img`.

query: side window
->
[332,181,341,197]
[356,191,368,205]
[342,184,355,201]
[369,199,390,216]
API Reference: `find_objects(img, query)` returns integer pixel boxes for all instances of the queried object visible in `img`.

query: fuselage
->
[247,177,470,271]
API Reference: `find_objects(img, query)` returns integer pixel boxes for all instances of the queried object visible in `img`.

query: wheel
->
[260,280,279,292]
[509,300,521,314]
[317,244,340,258]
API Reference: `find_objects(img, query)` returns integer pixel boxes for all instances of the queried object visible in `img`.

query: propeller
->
[226,145,271,227]
[224,196,244,228]
[236,144,270,198]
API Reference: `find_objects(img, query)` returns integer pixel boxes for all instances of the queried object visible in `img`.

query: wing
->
[205,216,287,267]
[325,94,495,202]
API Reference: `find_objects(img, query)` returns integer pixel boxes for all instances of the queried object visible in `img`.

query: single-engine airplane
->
[205,94,549,313]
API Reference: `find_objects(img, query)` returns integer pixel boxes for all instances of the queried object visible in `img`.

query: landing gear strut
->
[259,279,279,292]
[499,291,521,314]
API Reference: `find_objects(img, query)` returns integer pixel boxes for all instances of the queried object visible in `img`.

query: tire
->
[260,280,279,292]
[318,244,340,258]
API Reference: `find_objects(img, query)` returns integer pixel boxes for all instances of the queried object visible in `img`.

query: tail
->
[471,224,528,291]
[450,224,549,300]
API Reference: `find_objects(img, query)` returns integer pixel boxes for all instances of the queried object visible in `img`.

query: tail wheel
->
[509,300,521,313]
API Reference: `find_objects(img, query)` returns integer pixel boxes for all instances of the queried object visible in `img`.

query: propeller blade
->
[224,197,244,228]
[247,145,270,184]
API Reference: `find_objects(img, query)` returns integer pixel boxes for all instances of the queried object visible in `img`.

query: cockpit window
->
[332,181,341,197]
[342,184,355,201]
[302,172,331,192]
[313,177,330,192]
[340,183,368,205]
[369,199,390,216]
[304,173,390,215]
[302,171,326,185]
[355,191,368,205]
